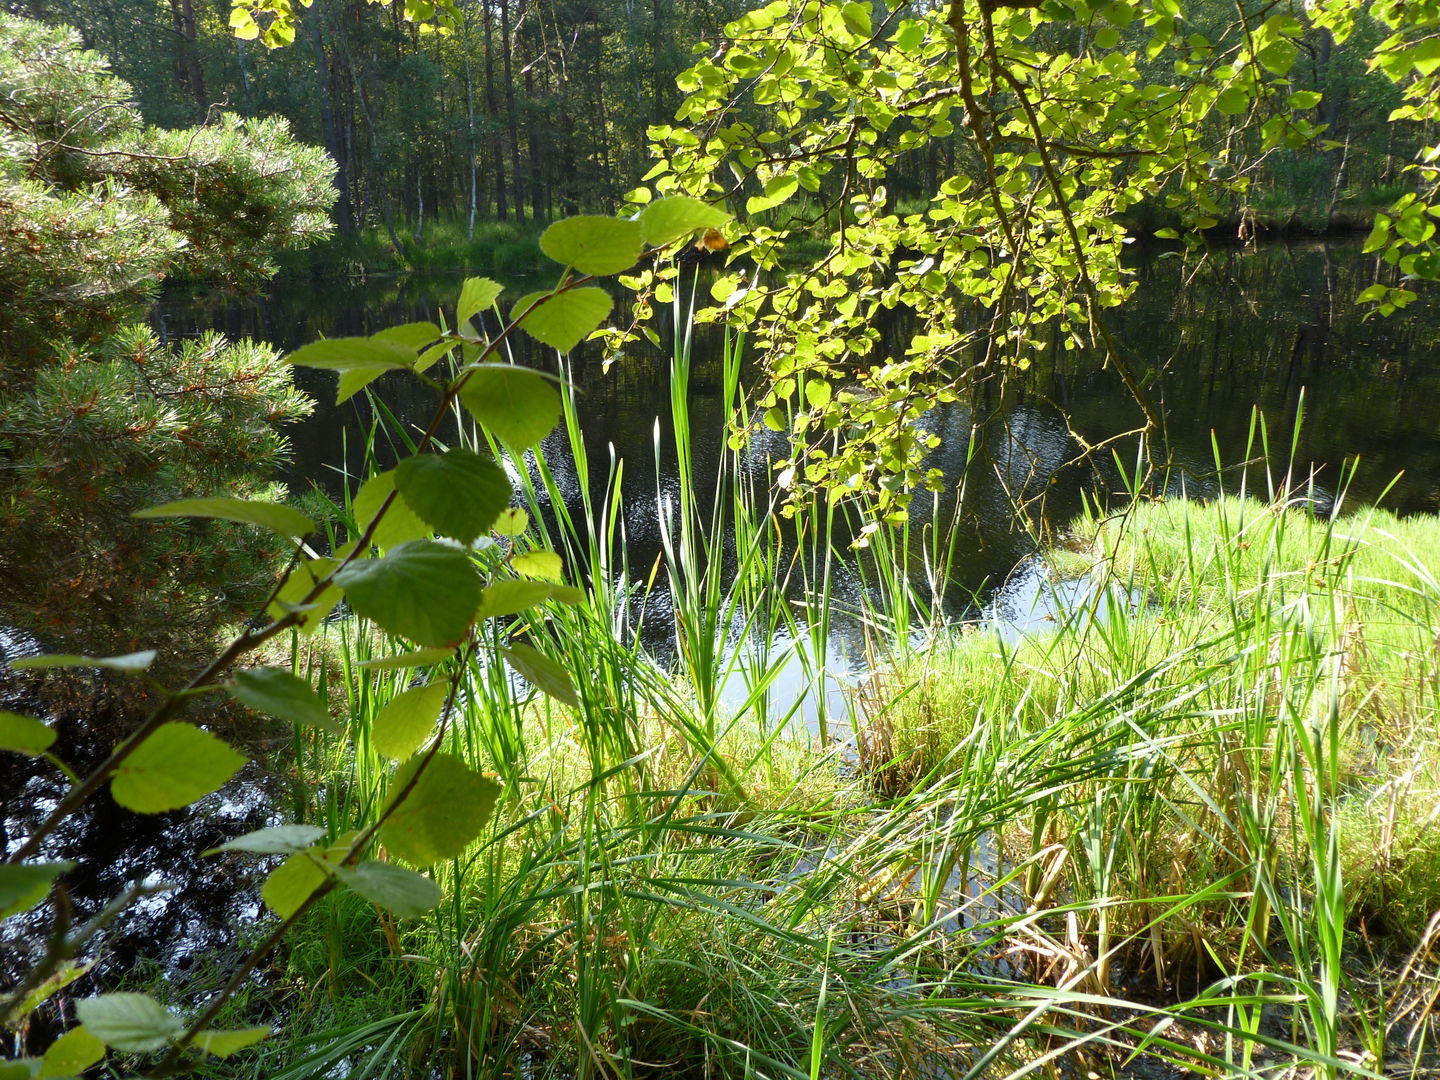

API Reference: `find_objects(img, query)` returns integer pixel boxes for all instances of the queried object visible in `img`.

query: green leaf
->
[0,712,56,756]
[267,557,342,634]
[110,723,246,814]
[511,550,564,582]
[0,1062,38,1080]
[334,541,483,648]
[746,174,799,215]
[75,994,183,1053]
[539,216,645,275]
[230,668,338,734]
[373,322,442,351]
[1363,217,1390,254]
[1289,90,1321,109]
[229,7,259,39]
[380,752,500,866]
[458,277,503,329]
[206,824,327,856]
[11,651,155,673]
[333,860,442,917]
[477,579,554,618]
[353,470,431,551]
[1410,35,1440,75]
[0,862,73,919]
[133,497,313,538]
[841,0,870,36]
[1092,26,1120,48]
[512,288,613,353]
[285,337,417,404]
[193,1027,271,1058]
[503,643,580,707]
[371,682,449,761]
[492,508,529,536]
[40,1027,105,1078]
[457,365,562,450]
[285,337,416,371]
[358,647,455,670]
[395,449,511,544]
[262,846,341,918]
[1215,86,1249,116]
[638,196,733,246]
[6,962,89,1024]
[1256,38,1297,75]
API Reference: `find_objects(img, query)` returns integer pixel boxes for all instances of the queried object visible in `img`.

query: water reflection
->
[152,240,1440,658]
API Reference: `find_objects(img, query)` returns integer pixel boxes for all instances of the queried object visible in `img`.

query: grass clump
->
[872,491,1440,1070]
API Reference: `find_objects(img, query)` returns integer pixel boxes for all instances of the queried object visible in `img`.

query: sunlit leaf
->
[371,682,449,761]
[0,862,73,919]
[261,841,347,918]
[492,508,529,536]
[6,961,89,1024]
[0,712,56,757]
[206,824,327,856]
[477,579,554,618]
[539,215,644,275]
[380,752,500,866]
[11,651,155,673]
[133,497,313,538]
[75,994,183,1053]
[503,643,580,707]
[193,1027,271,1058]
[395,449,511,545]
[511,550,563,582]
[457,277,503,329]
[353,470,431,551]
[511,288,612,353]
[284,337,415,371]
[457,365,562,450]
[373,322,442,351]
[39,1026,105,1078]
[267,557,342,634]
[334,541,483,647]
[230,668,339,733]
[357,647,454,670]
[638,195,732,246]
[334,860,442,918]
[110,723,245,814]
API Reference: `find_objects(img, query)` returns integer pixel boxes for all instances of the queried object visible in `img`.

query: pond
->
[155,238,1440,636]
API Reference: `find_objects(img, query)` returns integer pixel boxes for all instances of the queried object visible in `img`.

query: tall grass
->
[235,302,1440,1079]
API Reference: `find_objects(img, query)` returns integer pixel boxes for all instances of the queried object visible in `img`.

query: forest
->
[3,0,1440,1074]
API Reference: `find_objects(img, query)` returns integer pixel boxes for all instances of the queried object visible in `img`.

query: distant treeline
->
[21,0,1417,252]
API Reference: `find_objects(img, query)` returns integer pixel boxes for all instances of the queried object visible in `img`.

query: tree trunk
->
[167,0,207,117]
[309,11,356,235]
[502,0,524,223]
[484,0,506,221]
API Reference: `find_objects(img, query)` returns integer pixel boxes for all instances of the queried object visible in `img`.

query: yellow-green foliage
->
[878,495,1440,952]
